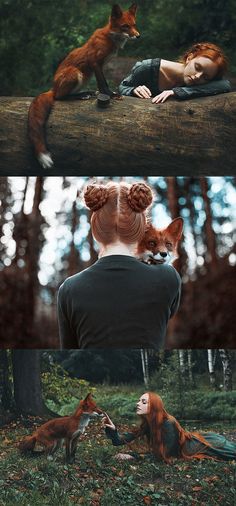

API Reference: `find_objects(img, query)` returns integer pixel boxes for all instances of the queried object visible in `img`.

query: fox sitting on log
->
[28,3,140,169]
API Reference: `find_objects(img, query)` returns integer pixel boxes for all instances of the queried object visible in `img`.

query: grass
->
[0,411,235,506]
[0,385,236,506]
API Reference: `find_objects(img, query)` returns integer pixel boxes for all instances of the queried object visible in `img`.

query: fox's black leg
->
[93,64,115,96]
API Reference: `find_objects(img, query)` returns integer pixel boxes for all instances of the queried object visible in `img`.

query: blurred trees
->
[0,349,235,422]
[0,0,235,95]
[0,176,235,348]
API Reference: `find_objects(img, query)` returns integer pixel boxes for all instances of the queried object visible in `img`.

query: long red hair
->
[133,392,214,463]
[181,42,228,78]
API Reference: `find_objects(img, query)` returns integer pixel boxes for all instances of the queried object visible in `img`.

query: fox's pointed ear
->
[111,4,123,19]
[144,222,153,233]
[83,393,92,403]
[129,3,138,15]
[167,217,184,240]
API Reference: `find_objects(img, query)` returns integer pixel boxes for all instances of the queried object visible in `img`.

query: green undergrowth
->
[1,381,236,505]
[45,381,236,423]
[0,417,235,506]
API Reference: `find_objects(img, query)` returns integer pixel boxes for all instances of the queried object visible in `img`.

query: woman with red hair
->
[119,42,231,103]
[58,181,181,349]
[104,392,236,462]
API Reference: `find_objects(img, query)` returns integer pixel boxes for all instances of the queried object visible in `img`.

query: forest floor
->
[0,416,235,506]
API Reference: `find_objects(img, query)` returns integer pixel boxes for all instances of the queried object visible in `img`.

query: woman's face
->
[136,393,149,415]
[183,56,218,85]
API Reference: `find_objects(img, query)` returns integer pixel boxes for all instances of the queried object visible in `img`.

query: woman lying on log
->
[119,42,231,103]
[103,392,236,462]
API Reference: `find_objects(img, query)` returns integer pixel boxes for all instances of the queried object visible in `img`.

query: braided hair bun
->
[84,184,109,211]
[127,183,153,212]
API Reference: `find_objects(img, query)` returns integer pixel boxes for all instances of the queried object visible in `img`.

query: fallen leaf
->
[143,496,152,505]
[204,475,219,483]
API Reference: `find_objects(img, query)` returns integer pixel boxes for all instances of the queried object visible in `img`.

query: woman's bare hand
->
[152,90,174,103]
[133,85,152,98]
[101,412,116,430]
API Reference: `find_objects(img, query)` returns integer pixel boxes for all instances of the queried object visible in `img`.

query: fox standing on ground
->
[18,394,103,463]
[28,3,140,169]
[137,217,184,265]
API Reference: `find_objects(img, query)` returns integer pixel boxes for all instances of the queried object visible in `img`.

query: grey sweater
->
[119,58,231,99]
[58,255,181,349]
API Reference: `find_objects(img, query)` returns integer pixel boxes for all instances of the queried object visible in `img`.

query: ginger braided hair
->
[83,181,153,245]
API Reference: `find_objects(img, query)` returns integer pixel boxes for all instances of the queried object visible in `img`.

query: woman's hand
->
[133,85,152,98]
[101,412,116,430]
[152,90,174,104]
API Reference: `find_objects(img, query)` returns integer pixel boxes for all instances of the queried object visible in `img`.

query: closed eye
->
[121,24,129,30]
[195,62,209,81]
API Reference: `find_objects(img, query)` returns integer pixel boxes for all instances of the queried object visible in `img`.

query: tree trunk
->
[207,349,216,388]
[178,350,185,376]
[219,349,232,391]
[187,350,194,386]
[200,177,218,268]
[12,350,49,415]
[0,350,13,411]
[140,349,149,389]
[0,94,235,174]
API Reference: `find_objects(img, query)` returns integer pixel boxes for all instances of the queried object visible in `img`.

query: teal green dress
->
[105,419,236,461]
[119,58,231,99]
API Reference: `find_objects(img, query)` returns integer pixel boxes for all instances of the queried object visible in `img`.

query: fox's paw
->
[38,152,54,169]
[110,91,123,100]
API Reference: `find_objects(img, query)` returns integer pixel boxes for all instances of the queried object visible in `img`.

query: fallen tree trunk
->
[0,93,235,175]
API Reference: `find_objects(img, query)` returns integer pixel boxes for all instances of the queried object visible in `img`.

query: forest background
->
[0,0,235,97]
[0,175,236,348]
[0,349,235,505]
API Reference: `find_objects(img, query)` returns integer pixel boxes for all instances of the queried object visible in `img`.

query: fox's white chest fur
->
[77,413,93,434]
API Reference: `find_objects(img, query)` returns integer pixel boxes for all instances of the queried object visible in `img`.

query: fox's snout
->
[129,29,140,38]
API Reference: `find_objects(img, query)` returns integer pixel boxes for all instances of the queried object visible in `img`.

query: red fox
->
[137,217,184,264]
[18,393,103,463]
[28,3,139,169]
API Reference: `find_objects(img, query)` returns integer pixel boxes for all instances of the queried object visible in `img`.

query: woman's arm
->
[118,59,153,96]
[152,79,231,103]
[105,426,137,446]
[103,414,137,446]
[172,79,231,100]
[57,283,78,349]
[168,268,182,318]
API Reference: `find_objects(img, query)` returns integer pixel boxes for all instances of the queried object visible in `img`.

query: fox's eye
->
[148,241,156,248]
[166,242,172,248]
[121,24,129,30]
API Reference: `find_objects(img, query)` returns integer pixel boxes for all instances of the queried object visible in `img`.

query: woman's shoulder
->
[132,58,160,72]
[58,266,94,292]
[149,263,181,283]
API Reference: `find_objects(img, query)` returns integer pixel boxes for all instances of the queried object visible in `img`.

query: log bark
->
[0,93,235,175]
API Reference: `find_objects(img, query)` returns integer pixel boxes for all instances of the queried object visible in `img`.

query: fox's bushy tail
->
[19,435,37,452]
[28,90,54,168]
